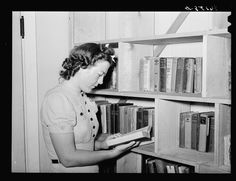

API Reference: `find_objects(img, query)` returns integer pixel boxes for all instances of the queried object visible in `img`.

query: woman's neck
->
[62,78,82,94]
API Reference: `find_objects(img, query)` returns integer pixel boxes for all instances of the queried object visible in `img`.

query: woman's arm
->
[50,132,135,168]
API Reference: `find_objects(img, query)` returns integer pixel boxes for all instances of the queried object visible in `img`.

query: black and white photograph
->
[12,10,231,173]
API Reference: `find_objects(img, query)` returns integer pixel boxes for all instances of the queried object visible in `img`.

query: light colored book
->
[166,57,173,92]
[106,126,152,147]
[224,134,231,166]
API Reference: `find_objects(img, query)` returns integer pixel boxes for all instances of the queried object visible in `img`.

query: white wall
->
[35,12,71,172]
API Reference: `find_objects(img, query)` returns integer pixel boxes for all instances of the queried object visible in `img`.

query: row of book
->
[179,111,214,152]
[95,100,154,136]
[144,157,194,173]
[139,56,202,94]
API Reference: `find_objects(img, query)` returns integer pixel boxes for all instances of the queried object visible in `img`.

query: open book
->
[106,126,152,147]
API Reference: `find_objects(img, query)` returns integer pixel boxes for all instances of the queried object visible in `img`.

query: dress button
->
[85,101,87,104]
[88,109,90,112]
[80,112,83,116]
[93,134,95,137]
[90,118,93,121]
[93,126,95,129]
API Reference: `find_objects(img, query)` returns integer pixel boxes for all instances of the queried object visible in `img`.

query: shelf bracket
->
[154,12,190,57]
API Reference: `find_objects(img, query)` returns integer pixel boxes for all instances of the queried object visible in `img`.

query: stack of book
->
[95,100,155,136]
[179,111,215,152]
[144,157,194,173]
[139,56,202,94]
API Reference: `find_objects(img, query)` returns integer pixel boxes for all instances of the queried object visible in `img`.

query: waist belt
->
[51,159,60,164]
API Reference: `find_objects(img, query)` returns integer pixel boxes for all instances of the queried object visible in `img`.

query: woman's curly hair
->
[59,43,117,80]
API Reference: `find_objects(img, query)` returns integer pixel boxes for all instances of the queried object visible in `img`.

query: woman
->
[40,43,138,173]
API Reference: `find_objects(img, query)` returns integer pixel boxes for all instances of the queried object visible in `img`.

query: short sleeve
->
[42,92,76,133]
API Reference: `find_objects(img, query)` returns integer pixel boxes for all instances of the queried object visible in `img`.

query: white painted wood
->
[106,12,155,40]
[12,11,26,172]
[21,12,40,172]
[73,12,105,43]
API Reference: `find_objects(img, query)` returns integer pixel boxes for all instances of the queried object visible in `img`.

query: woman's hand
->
[100,133,122,150]
[110,141,140,157]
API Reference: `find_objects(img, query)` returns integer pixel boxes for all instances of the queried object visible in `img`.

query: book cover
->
[224,134,231,166]
[154,159,168,173]
[115,103,134,133]
[139,56,153,92]
[198,112,214,152]
[183,57,195,93]
[184,111,194,149]
[153,57,160,92]
[191,112,200,150]
[194,57,202,94]
[136,107,144,129]
[171,57,178,92]
[166,57,173,93]
[206,116,215,152]
[200,111,214,152]
[106,103,112,134]
[159,57,167,92]
[105,126,151,147]
[179,112,185,148]
[175,57,185,93]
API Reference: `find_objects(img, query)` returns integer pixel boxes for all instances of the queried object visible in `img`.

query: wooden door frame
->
[21,11,40,172]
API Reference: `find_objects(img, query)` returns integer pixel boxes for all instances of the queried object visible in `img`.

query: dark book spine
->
[115,104,120,133]
[179,112,185,148]
[159,57,167,92]
[136,108,144,129]
[207,116,215,152]
[110,104,115,134]
[175,57,184,93]
[142,109,149,128]
[191,113,200,150]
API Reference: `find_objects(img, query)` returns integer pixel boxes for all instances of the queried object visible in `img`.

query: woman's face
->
[77,60,111,93]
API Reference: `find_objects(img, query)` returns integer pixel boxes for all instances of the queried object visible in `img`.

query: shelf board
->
[88,89,231,104]
[75,29,230,46]
[132,143,214,167]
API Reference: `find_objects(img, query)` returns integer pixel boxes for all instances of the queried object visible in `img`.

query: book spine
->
[143,57,151,91]
[175,57,184,93]
[207,116,214,152]
[106,104,111,134]
[166,57,173,92]
[184,112,192,149]
[183,58,195,93]
[139,57,144,92]
[159,57,167,92]
[171,57,177,92]
[194,57,202,94]
[191,112,200,150]
[224,134,231,166]
[179,112,185,148]
[137,108,144,129]
[119,106,125,134]
[143,109,149,128]
[198,114,207,152]
[153,57,160,92]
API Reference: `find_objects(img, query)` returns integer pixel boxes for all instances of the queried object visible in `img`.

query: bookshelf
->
[71,13,231,173]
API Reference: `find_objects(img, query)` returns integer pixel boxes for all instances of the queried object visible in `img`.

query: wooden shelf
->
[88,89,231,104]
[132,143,214,168]
[75,29,230,46]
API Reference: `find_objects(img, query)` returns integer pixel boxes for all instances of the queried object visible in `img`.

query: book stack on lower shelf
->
[179,111,214,153]
[95,100,155,138]
[143,156,194,173]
